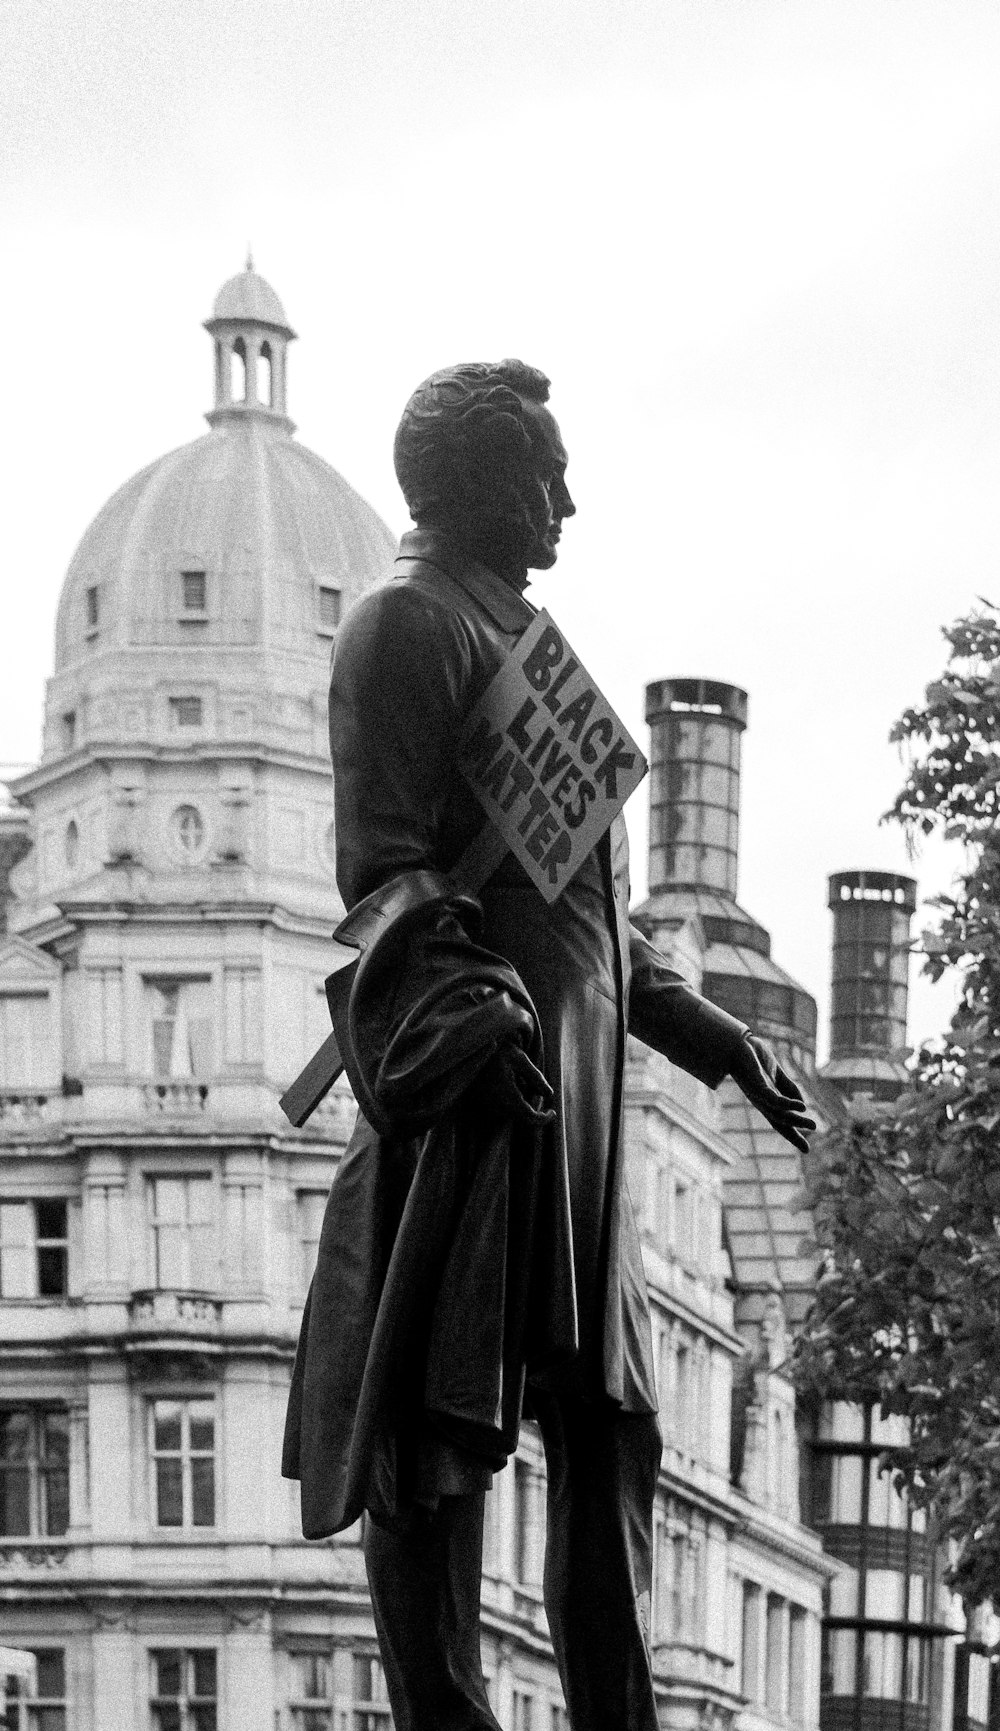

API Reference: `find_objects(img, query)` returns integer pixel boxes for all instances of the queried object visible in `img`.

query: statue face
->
[520,402,576,571]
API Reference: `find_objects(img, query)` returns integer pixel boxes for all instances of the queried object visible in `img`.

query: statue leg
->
[363,1493,502,1731]
[534,1391,662,1731]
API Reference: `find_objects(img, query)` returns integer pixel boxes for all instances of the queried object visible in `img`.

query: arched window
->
[258,341,273,408]
[231,338,247,403]
[65,819,79,869]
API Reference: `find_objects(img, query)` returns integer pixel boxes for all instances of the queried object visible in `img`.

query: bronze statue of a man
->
[283,360,813,1731]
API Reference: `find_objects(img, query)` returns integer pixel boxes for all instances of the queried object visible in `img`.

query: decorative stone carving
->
[128,1289,222,1331]
[0,1543,70,1570]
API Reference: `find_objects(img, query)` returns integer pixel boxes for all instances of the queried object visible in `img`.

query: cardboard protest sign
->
[281,608,646,1126]
[458,610,647,903]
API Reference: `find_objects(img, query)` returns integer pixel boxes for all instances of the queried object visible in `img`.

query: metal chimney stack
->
[825,870,917,1104]
[644,678,748,899]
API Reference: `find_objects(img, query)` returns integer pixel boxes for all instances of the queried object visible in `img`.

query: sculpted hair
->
[393,360,552,533]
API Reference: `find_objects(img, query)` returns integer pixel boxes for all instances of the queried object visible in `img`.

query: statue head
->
[393,359,575,581]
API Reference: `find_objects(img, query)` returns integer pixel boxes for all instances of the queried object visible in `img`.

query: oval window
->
[173,805,205,856]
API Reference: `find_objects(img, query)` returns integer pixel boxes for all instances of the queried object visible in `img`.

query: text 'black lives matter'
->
[458,611,647,902]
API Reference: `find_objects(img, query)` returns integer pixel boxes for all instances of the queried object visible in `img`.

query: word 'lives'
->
[458,611,647,902]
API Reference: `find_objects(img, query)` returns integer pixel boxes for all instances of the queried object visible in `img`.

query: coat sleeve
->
[627,923,748,1088]
[329,580,473,908]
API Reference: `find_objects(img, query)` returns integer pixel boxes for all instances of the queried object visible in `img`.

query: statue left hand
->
[728,1034,816,1153]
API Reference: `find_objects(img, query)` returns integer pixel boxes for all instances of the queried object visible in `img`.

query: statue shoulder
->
[333,574,474,695]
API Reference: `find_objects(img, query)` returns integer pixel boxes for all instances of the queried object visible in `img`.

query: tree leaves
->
[792,599,1000,1606]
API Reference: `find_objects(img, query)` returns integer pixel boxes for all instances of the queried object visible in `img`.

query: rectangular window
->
[317,585,342,634]
[181,571,207,613]
[289,1651,333,1729]
[151,1399,215,1529]
[150,1648,217,1731]
[789,1606,808,1725]
[297,1190,327,1299]
[169,696,204,728]
[222,1183,263,1287]
[766,1594,787,1716]
[0,992,55,1089]
[674,1338,690,1447]
[222,967,262,1066]
[741,1581,762,1702]
[85,585,99,633]
[2,1648,67,1730]
[147,1175,215,1289]
[0,1408,69,1537]
[686,1535,704,1645]
[147,978,214,1080]
[0,1200,68,1298]
[674,1179,693,1261]
[512,1691,535,1731]
[671,1532,686,1640]
[352,1652,392,1730]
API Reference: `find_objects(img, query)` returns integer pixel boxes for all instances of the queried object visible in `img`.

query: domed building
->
[0,263,405,1731]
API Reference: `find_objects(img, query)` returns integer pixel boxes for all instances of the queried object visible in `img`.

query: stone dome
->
[52,422,396,674]
[42,262,397,768]
[211,261,292,331]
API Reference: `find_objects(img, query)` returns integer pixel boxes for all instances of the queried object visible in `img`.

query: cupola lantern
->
[204,253,297,432]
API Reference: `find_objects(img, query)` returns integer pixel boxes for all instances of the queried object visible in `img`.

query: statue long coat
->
[282,529,745,1539]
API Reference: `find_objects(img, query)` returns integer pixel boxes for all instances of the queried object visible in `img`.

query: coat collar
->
[396,528,535,634]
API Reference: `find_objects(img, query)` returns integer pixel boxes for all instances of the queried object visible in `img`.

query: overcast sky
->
[3,0,998,1054]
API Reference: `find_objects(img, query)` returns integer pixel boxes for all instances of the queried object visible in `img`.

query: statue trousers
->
[363,1392,662,1731]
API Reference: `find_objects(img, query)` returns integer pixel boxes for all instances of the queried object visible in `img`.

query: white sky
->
[3,0,998,1055]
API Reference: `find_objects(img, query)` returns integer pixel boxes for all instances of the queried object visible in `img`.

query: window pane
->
[188,1180,214,1226]
[191,1649,217,1694]
[183,572,207,611]
[0,1464,31,1534]
[41,1418,70,1537]
[153,1651,183,1696]
[152,1019,176,1078]
[0,1203,36,1298]
[306,1655,331,1698]
[154,1403,183,1452]
[187,1225,214,1288]
[156,1458,184,1526]
[34,1651,65,1696]
[155,1225,184,1288]
[36,1201,67,1241]
[151,1710,182,1731]
[31,1710,67,1731]
[190,1710,217,1731]
[862,1629,903,1699]
[823,1627,857,1695]
[319,587,341,630]
[190,1458,215,1527]
[37,1247,68,1298]
[188,1405,214,1452]
[829,1453,864,1523]
[0,1409,32,1460]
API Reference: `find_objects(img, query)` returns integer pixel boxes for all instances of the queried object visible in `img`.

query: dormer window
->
[85,585,99,638]
[170,696,203,729]
[181,570,207,616]
[317,585,342,636]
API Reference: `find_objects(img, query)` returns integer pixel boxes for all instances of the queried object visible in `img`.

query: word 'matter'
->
[459,611,647,902]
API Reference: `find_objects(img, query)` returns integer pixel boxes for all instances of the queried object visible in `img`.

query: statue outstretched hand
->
[727,1034,816,1153]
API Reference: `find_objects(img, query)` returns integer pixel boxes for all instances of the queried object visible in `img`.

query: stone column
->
[224,1609,275,1730]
